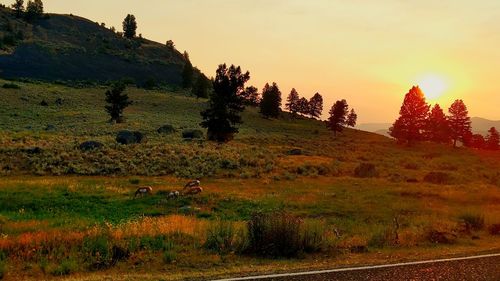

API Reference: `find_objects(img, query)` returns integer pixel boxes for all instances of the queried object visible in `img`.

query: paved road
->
[214,253,500,281]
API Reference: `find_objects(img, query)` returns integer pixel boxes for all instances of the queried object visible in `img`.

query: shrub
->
[162,250,176,264]
[204,220,238,255]
[424,172,452,185]
[82,235,113,270]
[301,220,327,253]
[182,129,204,139]
[459,213,485,231]
[0,251,5,280]
[50,258,78,276]
[246,211,302,258]
[488,224,500,235]
[116,130,144,145]
[157,125,176,135]
[403,163,419,170]
[2,83,20,89]
[425,225,457,244]
[368,227,398,248]
[129,178,140,185]
[79,141,103,151]
[354,163,378,178]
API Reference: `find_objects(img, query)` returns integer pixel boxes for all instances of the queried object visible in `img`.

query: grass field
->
[0,80,499,280]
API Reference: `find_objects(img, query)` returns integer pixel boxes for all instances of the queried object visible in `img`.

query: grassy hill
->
[0,80,499,280]
[0,7,198,85]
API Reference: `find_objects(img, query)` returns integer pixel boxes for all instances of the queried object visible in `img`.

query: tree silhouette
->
[193,75,210,99]
[486,127,499,150]
[166,40,175,50]
[327,99,349,136]
[424,104,451,144]
[467,134,486,149]
[308,93,323,119]
[182,51,193,88]
[25,0,43,21]
[260,83,282,118]
[105,82,132,123]
[448,99,472,147]
[12,0,24,17]
[346,109,357,128]
[389,86,429,144]
[122,14,137,39]
[297,97,309,116]
[285,88,300,116]
[200,64,250,142]
[240,86,260,106]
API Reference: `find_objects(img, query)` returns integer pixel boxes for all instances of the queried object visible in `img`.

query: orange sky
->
[3,0,500,123]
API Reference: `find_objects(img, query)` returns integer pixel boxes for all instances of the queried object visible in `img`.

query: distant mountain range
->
[358,117,500,137]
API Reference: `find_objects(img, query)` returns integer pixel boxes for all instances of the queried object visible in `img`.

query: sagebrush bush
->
[204,220,238,255]
[2,83,20,89]
[182,129,203,139]
[489,224,500,235]
[459,213,485,231]
[246,212,303,257]
[368,227,398,248]
[50,258,78,276]
[301,220,327,253]
[0,251,5,280]
[354,163,378,178]
[424,172,452,185]
[162,250,176,264]
[82,234,114,270]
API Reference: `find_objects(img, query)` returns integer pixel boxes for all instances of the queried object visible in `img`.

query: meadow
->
[0,80,499,280]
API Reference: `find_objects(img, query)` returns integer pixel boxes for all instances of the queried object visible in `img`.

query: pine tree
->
[285,88,300,116]
[468,134,486,149]
[327,99,349,136]
[389,86,430,144]
[308,92,323,119]
[166,40,175,50]
[346,109,357,128]
[105,82,132,123]
[182,51,194,88]
[192,75,209,99]
[448,99,472,147]
[424,104,451,144]
[200,64,250,142]
[259,82,282,118]
[25,0,43,21]
[122,14,137,39]
[486,127,500,150]
[240,86,260,106]
[12,0,24,17]
[297,97,309,116]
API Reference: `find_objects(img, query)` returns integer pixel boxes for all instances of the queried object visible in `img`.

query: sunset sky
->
[4,0,500,123]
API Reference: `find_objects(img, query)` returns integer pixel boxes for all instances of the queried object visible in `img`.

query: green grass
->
[0,80,499,279]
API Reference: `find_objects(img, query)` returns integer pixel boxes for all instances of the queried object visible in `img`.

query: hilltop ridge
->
[0,6,202,85]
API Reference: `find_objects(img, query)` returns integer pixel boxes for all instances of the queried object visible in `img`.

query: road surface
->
[213,253,500,281]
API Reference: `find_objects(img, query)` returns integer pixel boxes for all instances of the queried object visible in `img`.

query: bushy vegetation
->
[459,213,485,231]
[0,80,499,279]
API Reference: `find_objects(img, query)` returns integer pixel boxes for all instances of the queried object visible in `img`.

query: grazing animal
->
[134,186,153,198]
[184,186,203,195]
[168,190,180,199]
[184,179,200,190]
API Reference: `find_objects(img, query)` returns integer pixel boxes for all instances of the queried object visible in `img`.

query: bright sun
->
[417,75,448,100]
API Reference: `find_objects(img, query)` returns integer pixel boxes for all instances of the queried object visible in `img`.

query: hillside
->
[0,7,197,85]
[0,80,500,280]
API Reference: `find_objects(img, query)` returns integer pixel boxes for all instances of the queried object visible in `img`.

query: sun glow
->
[417,75,448,100]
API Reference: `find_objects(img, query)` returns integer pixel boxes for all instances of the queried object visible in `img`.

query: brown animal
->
[134,186,153,198]
[184,186,203,195]
[184,179,200,190]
